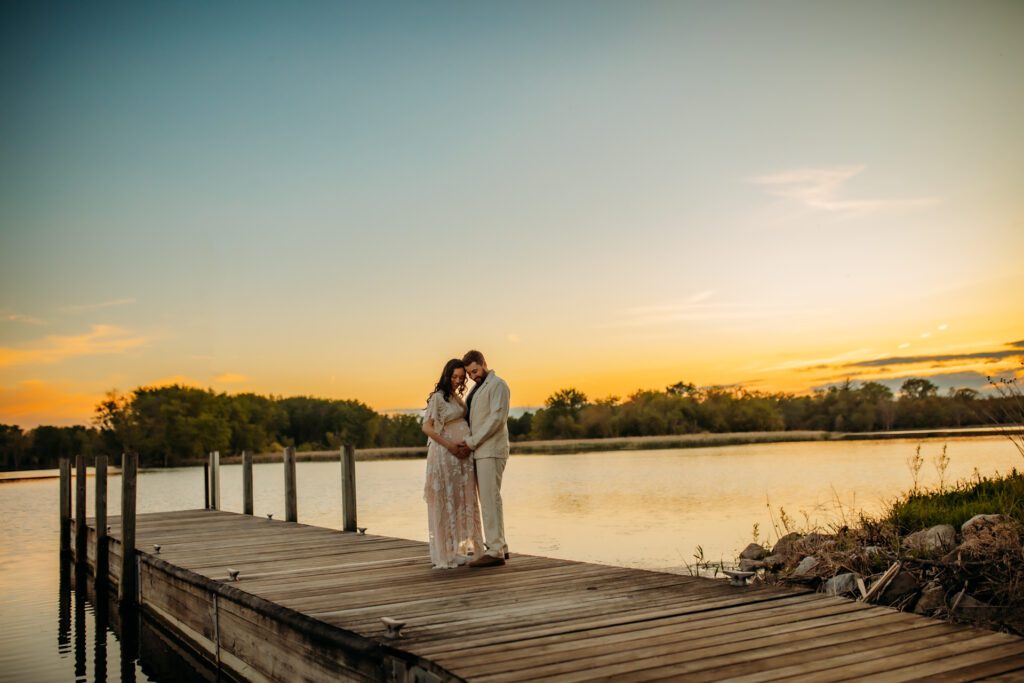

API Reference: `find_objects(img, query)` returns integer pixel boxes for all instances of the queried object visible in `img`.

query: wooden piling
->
[242,450,253,516]
[119,452,138,604]
[284,446,297,522]
[208,451,221,511]
[214,450,221,511]
[341,444,357,532]
[95,455,108,580]
[59,457,71,554]
[203,459,210,509]
[75,454,87,562]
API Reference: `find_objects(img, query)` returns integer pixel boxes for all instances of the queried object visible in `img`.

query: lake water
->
[1,436,1020,682]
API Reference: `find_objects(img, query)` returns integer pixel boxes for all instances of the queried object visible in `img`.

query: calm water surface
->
[1,436,1020,682]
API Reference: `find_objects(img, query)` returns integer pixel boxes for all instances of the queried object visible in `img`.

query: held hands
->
[450,440,473,459]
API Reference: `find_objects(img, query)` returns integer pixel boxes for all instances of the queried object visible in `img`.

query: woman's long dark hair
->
[431,358,466,402]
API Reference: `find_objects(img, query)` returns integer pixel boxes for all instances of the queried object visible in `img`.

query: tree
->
[545,388,588,415]
[900,378,939,400]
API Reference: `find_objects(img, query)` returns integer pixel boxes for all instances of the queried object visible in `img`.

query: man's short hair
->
[462,349,486,366]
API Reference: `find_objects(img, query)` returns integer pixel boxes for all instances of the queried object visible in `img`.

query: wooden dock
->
[72,509,1024,682]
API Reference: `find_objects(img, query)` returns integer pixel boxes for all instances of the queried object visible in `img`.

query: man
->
[454,349,510,567]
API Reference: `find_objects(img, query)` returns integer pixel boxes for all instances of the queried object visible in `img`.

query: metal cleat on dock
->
[380,617,405,639]
[153,544,161,554]
[227,568,240,582]
[267,513,273,519]
[723,569,755,587]
[356,527,367,535]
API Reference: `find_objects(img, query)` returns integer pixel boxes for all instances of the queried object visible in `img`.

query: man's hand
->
[453,441,472,459]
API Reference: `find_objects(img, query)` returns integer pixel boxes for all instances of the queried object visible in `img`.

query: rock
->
[739,543,766,561]
[878,571,920,606]
[952,592,999,624]
[761,554,786,570]
[863,546,887,557]
[823,573,858,597]
[772,532,802,556]
[903,525,956,554]
[913,582,946,615]
[793,556,819,576]
[739,558,766,571]
[957,517,1022,559]
[801,532,833,548]
[961,514,1008,538]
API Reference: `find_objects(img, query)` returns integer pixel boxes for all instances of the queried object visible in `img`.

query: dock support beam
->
[341,444,357,532]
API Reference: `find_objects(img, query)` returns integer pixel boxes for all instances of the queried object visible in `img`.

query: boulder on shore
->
[878,570,919,606]
[913,582,946,615]
[772,532,802,556]
[952,592,1000,624]
[823,573,858,597]
[739,543,766,561]
[903,524,956,554]
[961,514,1009,538]
[793,556,819,576]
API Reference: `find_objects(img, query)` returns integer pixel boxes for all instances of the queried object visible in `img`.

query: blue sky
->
[2,1,1022,425]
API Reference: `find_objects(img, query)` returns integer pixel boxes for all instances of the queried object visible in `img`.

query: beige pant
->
[475,456,507,558]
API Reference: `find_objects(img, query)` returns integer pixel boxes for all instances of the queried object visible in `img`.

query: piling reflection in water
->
[53,553,213,683]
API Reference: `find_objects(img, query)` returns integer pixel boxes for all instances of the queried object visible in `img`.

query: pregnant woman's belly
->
[441,418,470,442]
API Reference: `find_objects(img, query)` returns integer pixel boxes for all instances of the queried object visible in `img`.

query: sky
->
[1,1,1022,427]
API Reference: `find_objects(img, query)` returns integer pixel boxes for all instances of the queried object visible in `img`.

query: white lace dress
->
[423,391,484,569]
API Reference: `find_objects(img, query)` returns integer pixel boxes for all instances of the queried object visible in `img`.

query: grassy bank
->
[739,466,1024,635]
[885,469,1024,533]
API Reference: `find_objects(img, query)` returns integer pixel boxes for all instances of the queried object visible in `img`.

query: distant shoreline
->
[250,425,1022,463]
[3,426,1018,477]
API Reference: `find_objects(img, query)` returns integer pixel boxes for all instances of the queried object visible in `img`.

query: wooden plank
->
[698,623,969,682]
[485,612,939,682]
[925,653,1024,682]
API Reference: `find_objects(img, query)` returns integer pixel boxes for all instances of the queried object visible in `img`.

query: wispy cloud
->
[844,341,1024,368]
[58,298,136,314]
[1,310,46,325]
[612,292,827,328]
[750,165,938,217]
[0,325,150,367]
[762,348,876,373]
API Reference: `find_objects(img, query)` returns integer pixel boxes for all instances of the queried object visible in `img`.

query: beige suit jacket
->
[465,370,510,460]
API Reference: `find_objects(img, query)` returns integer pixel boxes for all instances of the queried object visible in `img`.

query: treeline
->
[0,377,1013,470]
[510,378,1006,441]
[1,385,423,470]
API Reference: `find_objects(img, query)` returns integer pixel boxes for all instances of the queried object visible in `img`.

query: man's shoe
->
[468,554,506,568]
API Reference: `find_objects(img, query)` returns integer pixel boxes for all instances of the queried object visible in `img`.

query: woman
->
[422,358,484,568]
